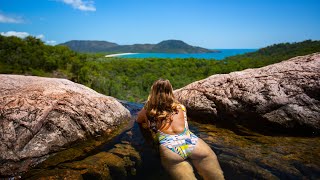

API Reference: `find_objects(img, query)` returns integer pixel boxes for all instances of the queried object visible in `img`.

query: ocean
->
[117,49,257,60]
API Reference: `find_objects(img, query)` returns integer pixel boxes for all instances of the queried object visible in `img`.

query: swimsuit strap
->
[180,104,188,129]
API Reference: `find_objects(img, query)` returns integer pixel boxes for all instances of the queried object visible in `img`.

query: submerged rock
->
[0,75,131,176]
[174,53,320,135]
[189,121,320,180]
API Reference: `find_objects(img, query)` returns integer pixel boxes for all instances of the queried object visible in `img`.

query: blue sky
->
[0,0,319,48]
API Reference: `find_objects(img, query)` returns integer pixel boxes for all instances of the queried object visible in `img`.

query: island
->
[59,39,219,54]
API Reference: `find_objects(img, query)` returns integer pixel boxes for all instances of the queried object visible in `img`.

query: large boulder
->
[174,53,320,135]
[0,75,131,176]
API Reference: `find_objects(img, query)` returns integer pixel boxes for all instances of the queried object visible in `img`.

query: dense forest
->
[1,35,320,102]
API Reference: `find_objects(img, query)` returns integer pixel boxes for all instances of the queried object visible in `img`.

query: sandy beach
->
[105,53,139,57]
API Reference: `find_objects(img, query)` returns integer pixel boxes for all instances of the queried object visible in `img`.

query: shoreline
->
[105,53,139,57]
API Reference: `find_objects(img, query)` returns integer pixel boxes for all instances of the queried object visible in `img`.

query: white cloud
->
[46,40,57,45]
[1,31,30,38]
[36,34,45,39]
[1,31,57,45]
[0,13,23,23]
[62,0,96,11]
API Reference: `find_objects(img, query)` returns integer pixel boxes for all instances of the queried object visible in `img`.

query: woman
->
[137,79,224,180]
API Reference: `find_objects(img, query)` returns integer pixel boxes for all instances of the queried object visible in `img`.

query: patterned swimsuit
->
[157,105,199,159]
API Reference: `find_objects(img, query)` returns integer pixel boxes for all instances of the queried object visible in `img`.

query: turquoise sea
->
[118,49,257,60]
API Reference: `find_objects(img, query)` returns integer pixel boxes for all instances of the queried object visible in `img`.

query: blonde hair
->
[144,79,180,131]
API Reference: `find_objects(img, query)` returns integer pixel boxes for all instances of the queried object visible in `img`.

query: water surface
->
[118,49,257,60]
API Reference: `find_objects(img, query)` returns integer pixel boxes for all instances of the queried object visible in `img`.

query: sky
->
[0,0,319,48]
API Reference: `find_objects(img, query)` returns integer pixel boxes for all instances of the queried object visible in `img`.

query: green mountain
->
[59,39,216,53]
[59,40,119,52]
[151,40,215,53]
[102,43,154,53]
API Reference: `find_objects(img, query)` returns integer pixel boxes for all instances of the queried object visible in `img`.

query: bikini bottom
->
[158,129,199,159]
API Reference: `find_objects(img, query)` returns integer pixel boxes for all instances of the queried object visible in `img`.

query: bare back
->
[136,105,186,135]
[159,105,186,135]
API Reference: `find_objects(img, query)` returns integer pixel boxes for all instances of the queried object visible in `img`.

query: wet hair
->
[144,79,179,132]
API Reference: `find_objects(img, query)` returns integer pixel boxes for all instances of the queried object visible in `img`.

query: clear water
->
[118,49,257,60]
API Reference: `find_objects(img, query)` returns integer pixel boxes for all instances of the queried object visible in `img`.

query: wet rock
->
[0,75,131,176]
[24,130,142,180]
[109,144,142,163]
[23,169,83,180]
[174,53,320,135]
[60,152,123,179]
[189,121,320,180]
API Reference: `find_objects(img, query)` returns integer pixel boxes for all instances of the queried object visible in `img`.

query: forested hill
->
[223,40,320,64]
[0,35,319,102]
[60,39,216,53]
[59,40,119,52]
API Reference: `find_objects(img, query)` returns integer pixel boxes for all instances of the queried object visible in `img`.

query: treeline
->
[0,35,101,78]
[1,35,319,102]
[1,35,73,75]
[223,40,320,70]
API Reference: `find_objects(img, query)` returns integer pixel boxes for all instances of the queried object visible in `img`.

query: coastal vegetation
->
[0,35,319,102]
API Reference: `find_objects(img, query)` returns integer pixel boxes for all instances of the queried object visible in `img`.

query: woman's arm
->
[136,108,147,123]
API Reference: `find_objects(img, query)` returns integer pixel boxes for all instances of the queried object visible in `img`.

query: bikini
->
[154,105,199,159]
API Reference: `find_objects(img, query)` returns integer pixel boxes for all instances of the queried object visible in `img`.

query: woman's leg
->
[190,138,224,180]
[159,145,197,180]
